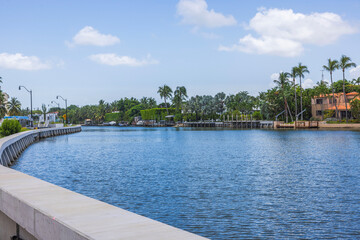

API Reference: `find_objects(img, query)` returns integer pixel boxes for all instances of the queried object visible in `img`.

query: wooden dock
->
[183,121,273,129]
[274,121,319,129]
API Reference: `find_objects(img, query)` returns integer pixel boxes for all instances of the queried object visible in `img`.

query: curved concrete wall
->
[0,126,207,240]
[0,126,81,167]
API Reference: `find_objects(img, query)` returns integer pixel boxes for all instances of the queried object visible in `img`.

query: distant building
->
[311,92,360,120]
[39,112,58,124]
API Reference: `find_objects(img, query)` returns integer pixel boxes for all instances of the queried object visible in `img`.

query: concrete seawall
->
[0,126,82,167]
[0,126,207,240]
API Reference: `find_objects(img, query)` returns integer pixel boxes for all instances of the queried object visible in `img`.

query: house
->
[311,92,360,120]
[39,112,59,124]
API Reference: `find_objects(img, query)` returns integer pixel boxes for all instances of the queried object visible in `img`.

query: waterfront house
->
[311,92,359,120]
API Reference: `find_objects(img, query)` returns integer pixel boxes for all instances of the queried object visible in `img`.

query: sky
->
[1,0,360,109]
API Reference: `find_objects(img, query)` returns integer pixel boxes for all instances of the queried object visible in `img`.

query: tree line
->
[1,55,359,124]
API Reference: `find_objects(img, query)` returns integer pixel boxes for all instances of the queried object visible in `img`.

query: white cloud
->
[303,78,315,89]
[89,53,159,67]
[219,34,303,57]
[350,66,360,79]
[177,0,236,28]
[69,26,120,47]
[219,8,356,57]
[0,53,50,70]
[270,72,280,81]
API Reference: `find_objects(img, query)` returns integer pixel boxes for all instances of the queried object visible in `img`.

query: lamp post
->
[56,95,67,124]
[51,100,60,110]
[19,85,33,126]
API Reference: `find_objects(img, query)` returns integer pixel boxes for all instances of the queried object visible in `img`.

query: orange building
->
[311,92,360,120]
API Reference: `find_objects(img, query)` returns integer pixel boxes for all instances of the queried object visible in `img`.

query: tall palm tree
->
[339,55,357,123]
[274,72,290,123]
[7,97,21,116]
[323,58,340,120]
[174,86,188,111]
[352,77,360,86]
[0,91,7,118]
[157,85,173,114]
[290,66,298,120]
[296,63,310,120]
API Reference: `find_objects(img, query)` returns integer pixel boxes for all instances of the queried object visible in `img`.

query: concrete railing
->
[0,126,81,167]
[0,126,207,240]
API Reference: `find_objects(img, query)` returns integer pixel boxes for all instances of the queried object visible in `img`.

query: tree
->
[0,93,7,119]
[350,99,360,120]
[339,55,356,123]
[352,77,360,86]
[41,104,47,122]
[157,85,173,114]
[290,66,298,120]
[173,86,188,112]
[7,97,21,116]
[323,58,340,120]
[274,72,291,123]
[296,63,310,120]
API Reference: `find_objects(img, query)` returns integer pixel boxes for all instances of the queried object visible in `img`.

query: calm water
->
[12,127,360,239]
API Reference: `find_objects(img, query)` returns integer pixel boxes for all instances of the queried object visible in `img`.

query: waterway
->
[12,127,360,239]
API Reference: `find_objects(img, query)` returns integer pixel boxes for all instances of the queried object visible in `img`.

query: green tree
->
[157,85,173,114]
[352,77,360,86]
[0,91,7,118]
[273,72,291,123]
[350,99,360,120]
[323,58,340,120]
[7,97,21,116]
[339,55,356,122]
[173,86,188,112]
[290,66,299,120]
[296,63,310,120]
[41,104,47,122]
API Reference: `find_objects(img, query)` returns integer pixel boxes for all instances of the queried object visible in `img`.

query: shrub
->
[252,111,263,120]
[324,110,335,119]
[0,119,22,136]
[351,99,360,119]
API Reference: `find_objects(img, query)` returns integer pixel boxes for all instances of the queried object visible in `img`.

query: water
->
[12,127,360,239]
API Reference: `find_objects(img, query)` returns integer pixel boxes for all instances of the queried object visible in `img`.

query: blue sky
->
[1,0,360,109]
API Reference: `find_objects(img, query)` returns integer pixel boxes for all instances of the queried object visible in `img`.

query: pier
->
[183,120,274,129]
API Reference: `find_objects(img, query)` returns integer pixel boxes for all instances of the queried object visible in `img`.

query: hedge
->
[140,108,176,120]
[104,112,121,122]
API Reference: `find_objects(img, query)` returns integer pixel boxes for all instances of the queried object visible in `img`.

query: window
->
[329,98,337,104]
[316,110,323,116]
[316,99,323,104]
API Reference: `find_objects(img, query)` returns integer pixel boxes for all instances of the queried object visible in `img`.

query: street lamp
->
[19,85,33,125]
[51,100,60,109]
[56,95,67,124]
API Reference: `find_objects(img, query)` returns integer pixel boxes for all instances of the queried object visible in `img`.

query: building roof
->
[314,91,359,98]
[4,116,30,120]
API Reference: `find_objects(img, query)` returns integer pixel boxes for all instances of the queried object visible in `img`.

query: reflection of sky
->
[12,127,360,239]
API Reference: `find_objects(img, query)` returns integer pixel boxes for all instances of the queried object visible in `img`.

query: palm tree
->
[7,97,21,116]
[290,67,298,120]
[173,86,188,111]
[41,104,47,122]
[339,55,357,123]
[352,77,360,86]
[0,91,7,118]
[157,85,173,114]
[323,58,340,120]
[296,63,310,120]
[274,72,290,123]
